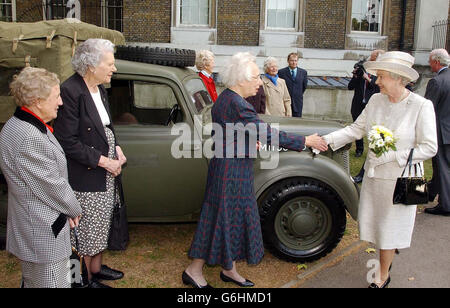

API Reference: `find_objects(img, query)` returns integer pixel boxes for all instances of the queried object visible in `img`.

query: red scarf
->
[21,107,54,133]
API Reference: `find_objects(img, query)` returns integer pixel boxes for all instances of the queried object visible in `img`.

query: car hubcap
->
[275,197,332,252]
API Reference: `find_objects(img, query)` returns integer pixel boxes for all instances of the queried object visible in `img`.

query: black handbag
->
[393,149,429,205]
[108,175,129,251]
[70,227,89,288]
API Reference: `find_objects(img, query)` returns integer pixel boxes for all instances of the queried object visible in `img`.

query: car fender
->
[254,151,359,220]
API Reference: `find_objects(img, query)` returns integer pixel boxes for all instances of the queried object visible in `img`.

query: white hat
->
[364,51,419,82]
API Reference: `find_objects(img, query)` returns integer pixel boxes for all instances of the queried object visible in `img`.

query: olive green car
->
[0,58,359,262]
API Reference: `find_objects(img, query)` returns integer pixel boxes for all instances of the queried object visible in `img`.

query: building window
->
[46,0,69,20]
[266,0,297,29]
[351,0,383,33]
[0,0,15,22]
[178,0,209,26]
[102,0,123,32]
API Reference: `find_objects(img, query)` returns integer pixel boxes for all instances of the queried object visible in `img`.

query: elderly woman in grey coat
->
[54,39,127,288]
[0,67,82,288]
[324,51,438,288]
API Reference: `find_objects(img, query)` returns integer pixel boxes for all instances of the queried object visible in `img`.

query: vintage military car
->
[0,42,359,262]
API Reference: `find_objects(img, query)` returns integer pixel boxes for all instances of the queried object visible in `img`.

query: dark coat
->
[278,66,308,117]
[425,67,450,146]
[246,85,266,114]
[425,67,450,211]
[348,74,379,120]
[54,73,116,192]
[188,89,306,269]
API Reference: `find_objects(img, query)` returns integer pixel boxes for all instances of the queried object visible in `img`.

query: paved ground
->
[284,205,450,288]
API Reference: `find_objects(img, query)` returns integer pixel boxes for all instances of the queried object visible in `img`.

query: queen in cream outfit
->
[324,51,437,288]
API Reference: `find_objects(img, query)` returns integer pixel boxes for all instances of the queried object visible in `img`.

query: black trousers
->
[429,143,450,211]
[352,114,364,153]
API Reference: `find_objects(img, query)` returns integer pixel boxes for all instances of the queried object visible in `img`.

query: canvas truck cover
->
[0,19,125,123]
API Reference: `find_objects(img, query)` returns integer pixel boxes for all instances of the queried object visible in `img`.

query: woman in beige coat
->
[324,52,437,288]
[262,57,292,117]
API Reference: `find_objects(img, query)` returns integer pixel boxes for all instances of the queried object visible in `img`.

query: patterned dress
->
[188,89,306,270]
[71,127,117,256]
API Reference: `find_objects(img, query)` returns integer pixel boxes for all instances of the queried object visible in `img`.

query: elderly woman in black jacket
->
[54,39,126,288]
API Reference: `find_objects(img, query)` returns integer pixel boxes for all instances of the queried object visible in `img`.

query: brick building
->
[2,0,449,75]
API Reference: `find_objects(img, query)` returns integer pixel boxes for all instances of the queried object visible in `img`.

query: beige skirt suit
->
[325,92,437,249]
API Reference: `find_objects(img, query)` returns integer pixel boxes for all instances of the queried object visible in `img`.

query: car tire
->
[259,178,347,263]
[115,46,196,68]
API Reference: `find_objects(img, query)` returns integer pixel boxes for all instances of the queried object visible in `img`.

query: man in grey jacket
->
[425,49,450,216]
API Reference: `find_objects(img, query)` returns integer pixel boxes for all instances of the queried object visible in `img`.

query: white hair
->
[263,57,278,73]
[430,49,450,66]
[220,52,256,88]
[72,38,115,76]
[388,71,411,86]
[195,50,214,71]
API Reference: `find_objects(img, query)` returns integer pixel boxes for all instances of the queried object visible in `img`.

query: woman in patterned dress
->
[183,52,328,288]
[324,51,438,288]
[54,39,127,288]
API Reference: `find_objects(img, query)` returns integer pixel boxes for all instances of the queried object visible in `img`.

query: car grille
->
[323,148,350,174]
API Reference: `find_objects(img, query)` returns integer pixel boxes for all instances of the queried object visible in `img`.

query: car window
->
[109,79,182,126]
[184,78,213,114]
[134,82,177,110]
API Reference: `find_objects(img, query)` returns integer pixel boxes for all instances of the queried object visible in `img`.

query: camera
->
[353,59,367,78]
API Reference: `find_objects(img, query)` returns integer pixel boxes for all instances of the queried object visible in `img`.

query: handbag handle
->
[401,149,414,177]
[400,148,424,179]
[73,226,80,252]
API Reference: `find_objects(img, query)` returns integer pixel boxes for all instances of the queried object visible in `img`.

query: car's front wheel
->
[259,178,347,263]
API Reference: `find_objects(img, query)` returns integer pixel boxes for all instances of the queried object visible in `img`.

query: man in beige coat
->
[262,57,292,117]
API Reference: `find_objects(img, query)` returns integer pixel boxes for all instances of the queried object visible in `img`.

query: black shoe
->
[424,205,450,216]
[368,276,391,288]
[220,271,254,287]
[88,279,112,288]
[182,271,213,288]
[92,265,124,281]
[355,150,363,158]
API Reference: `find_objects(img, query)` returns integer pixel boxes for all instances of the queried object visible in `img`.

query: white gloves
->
[367,151,398,178]
[322,134,332,145]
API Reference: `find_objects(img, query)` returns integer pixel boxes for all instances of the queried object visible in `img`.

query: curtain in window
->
[267,0,296,29]
[180,0,209,26]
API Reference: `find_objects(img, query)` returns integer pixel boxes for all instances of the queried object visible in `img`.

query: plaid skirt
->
[188,158,264,270]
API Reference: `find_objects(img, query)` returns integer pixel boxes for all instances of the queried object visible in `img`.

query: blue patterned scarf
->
[265,73,278,86]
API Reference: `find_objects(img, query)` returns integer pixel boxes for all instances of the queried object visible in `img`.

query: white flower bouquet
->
[368,125,397,157]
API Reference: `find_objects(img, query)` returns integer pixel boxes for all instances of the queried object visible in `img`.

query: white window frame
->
[0,0,16,22]
[265,0,299,31]
[350,0,384,35]
[175,0,211,28]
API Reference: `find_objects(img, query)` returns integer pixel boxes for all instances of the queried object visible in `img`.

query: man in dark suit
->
[425,49,450,216]
[278,53,308,117]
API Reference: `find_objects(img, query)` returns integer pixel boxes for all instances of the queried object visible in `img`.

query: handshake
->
[305,134,329,153]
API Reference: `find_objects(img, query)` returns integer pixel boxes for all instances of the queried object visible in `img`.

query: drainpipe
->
[399,0,407,50]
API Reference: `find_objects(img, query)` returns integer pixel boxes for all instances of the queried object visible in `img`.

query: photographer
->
[348,50,384,182]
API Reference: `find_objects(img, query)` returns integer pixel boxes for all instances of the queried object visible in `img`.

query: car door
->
[108,76,209,222]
